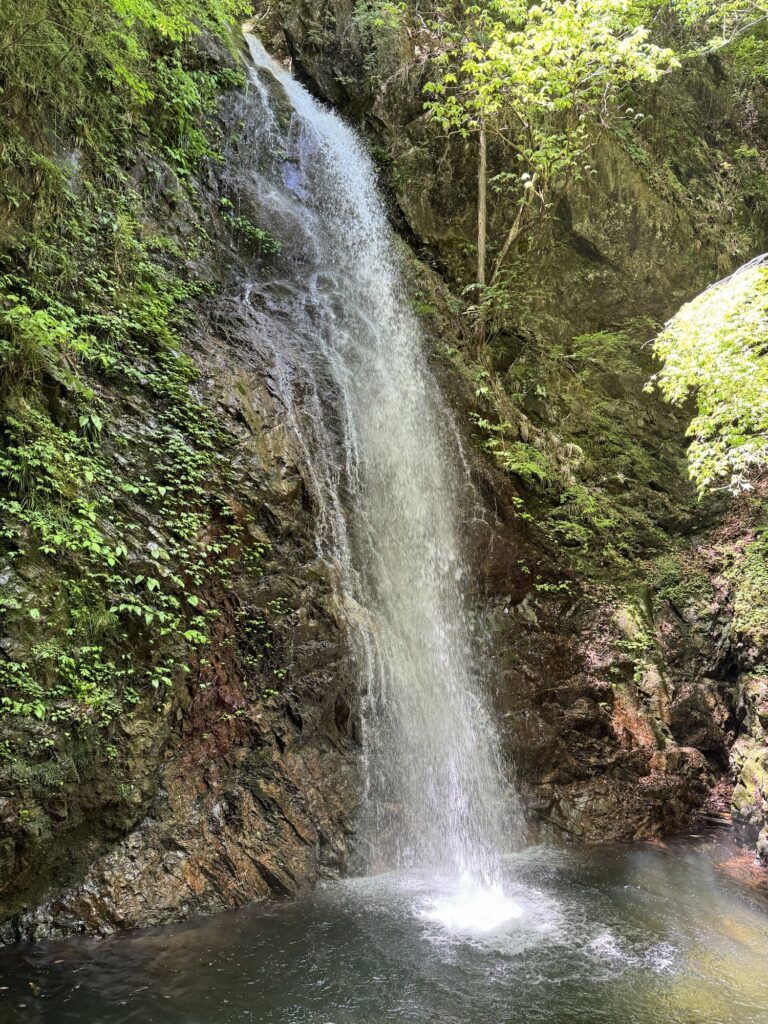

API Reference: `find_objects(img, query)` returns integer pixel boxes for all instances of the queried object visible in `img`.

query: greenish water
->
[1,834,767,1023]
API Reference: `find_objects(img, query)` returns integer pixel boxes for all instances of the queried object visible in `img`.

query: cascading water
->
[232,36,524,925]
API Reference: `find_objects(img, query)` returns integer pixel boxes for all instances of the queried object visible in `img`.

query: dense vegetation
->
[356,2,766,334]
[2,0,766,754]
[0,3,270,754]
[345,0,768,516]
[0,0,761,756]
[651,257,768,493]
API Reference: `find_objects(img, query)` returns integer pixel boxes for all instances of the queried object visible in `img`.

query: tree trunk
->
[476,124,487,352]
[490,175,537,286]
[477,125,487,288]
[490,203,525,285]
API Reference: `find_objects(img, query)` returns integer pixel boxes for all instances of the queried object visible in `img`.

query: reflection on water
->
[1,834,767,1024]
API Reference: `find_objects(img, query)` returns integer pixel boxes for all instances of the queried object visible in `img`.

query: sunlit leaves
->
[424,0,678,137]
[422,0,680,294]
[0,0,247,175]
[650,259,768,492]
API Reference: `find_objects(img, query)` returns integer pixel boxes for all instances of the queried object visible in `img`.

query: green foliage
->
[422,0,678,268]
[472,418,557,487]
[650,259,768,492]
[727,30,768,81]
[614,600,656,658]
[462,273,528,344]
[421,0,768,154]
[0,1,247,187]
[0,189,271,731]
[730,528,768,644]
[673,0,768,51]
[226,215,281,252]
[455,320,698,575]
[424,0,677,134]
[352,1,410,74]
[0,0,278,757]
[359,0,768,342]
[219,199,282,254]
[353,0,407,32]
[411,293,437,318]
[646,552,713,612]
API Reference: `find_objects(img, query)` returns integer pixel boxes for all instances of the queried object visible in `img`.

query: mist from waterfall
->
[233,36,524,912]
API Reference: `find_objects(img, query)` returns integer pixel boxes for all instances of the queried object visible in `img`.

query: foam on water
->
[419,881,524,934]
[2,837,765,1023]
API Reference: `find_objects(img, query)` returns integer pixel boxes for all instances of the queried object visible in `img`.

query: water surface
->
[3,834,767,1024]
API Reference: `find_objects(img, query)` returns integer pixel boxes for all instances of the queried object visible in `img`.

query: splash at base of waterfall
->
[419,879,524,934]
[4,837,766,1024]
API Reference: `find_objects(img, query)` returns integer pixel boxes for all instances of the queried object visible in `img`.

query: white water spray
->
[234,37,524,926]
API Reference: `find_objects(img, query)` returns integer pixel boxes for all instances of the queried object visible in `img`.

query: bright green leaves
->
[425,0,678,164]
[423,0,768,174]
[421,0,681,339]
[650,258,768,493]
[0,0,247,191]
[153,57,224,172]
[0,293,97,390]
[0,201,271,729]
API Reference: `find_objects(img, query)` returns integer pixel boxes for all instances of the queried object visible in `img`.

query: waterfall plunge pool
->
[2,833,767,1024]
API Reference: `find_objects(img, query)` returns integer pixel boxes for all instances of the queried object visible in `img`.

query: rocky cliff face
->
[0,31,359,941]
[1,276,361,941]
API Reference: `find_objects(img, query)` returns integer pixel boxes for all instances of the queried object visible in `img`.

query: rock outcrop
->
[0,33,360,941]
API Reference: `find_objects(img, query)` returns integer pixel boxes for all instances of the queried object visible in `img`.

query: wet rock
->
[0,53,361,941]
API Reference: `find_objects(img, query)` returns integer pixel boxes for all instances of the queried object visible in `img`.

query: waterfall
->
[233,37,523,905]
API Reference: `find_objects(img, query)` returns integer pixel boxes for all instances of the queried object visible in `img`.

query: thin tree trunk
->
[489,204,524,286]
[489,176,537,286]
[476,124,487,352]
[477,125,487,288]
